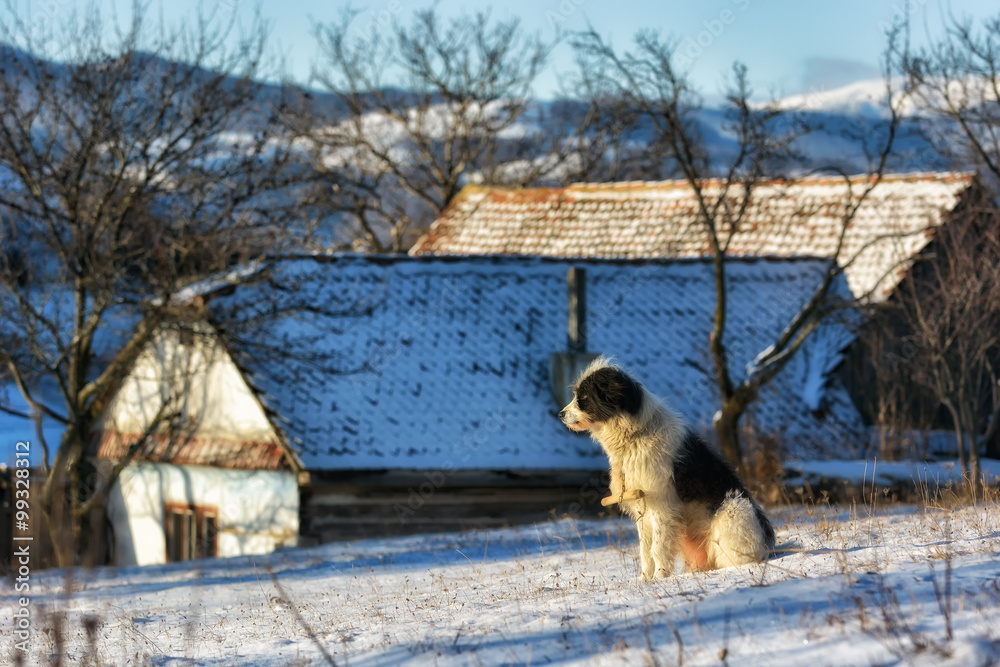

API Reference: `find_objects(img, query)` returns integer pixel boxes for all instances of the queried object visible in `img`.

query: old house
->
[88,172,980,558]
[90,253,862,547]
[91,323,304,566]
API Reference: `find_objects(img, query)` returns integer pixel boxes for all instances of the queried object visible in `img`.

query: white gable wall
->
[100,325,277,442]
[106,462,298,567]
[97,325,296,567]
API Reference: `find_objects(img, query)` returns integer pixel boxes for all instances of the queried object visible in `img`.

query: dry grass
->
[6,484,1000,666]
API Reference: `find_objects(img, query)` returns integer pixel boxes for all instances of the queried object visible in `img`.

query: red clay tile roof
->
[409,173,976,300]
[92,431,288,471]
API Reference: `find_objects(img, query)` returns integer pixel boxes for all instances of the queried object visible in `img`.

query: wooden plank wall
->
[299,469,614,543]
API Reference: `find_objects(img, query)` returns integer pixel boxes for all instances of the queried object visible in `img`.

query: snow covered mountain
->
[0,43,954,183]
[772,78,910,117]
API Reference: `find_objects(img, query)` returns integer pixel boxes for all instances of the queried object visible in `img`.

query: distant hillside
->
[0,43,951,176]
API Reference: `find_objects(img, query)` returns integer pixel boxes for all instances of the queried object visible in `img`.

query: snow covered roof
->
[409,172,976,301]
[206,255,864,472]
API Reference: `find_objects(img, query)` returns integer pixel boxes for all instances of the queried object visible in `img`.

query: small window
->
[165,503,219,561]
[200,511,218,560]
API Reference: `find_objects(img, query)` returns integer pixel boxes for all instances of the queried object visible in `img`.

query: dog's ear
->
[579,367,643,421]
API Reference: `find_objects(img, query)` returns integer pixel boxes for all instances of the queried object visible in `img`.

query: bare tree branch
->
[571,25,901,466]
[895,12,1000,188]
[0,1,320,564]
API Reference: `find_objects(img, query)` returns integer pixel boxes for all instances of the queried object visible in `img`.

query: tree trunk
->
[944,401,967,476]
[965,403,983,494]
[985,427,1000,460]
[970,444,981,495]
[715,402,744,471]
[41,429,86,568]
[43,498,76,569]
[984,378,1000,459]
[967,430,981,494]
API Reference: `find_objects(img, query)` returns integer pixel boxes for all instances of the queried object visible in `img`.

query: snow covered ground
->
[785,459,1000,489]
[5,501,1000,666]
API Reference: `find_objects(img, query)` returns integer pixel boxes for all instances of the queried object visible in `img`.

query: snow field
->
[4,499,1000,666]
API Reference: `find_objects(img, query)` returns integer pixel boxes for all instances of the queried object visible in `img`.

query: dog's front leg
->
[609,464,625,500]
[649,511,680,579]
[636,514,655,580]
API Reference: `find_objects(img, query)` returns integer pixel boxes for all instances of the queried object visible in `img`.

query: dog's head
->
[558,360,644,432]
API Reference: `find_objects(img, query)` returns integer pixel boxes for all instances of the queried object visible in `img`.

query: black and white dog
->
[558,357,775,580]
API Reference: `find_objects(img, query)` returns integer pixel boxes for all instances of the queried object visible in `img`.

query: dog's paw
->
[640,567,672,581]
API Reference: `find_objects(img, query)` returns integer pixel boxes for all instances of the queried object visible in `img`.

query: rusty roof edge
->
[429,171,975,202]
[563,170,975,192]
[92,430,288,471]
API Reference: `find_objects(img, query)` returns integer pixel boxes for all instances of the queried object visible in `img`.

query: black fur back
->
[673,430,775,547]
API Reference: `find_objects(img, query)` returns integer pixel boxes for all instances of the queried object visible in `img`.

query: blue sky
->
[8,0,1000,98]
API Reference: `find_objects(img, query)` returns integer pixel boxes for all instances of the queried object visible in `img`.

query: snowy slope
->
[772,75,1000,120]
[772,78,910,117]
[4,502,1000,665]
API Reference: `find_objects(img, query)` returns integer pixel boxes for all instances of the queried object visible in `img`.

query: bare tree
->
[850,319,938,461]
[896,12,1000,189]
[863,13,1000,480]
[306,7,643,252]
[888,200,1000,482]
[571,28,902,467]
[543,88,675,184]
[0,1,316,564]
